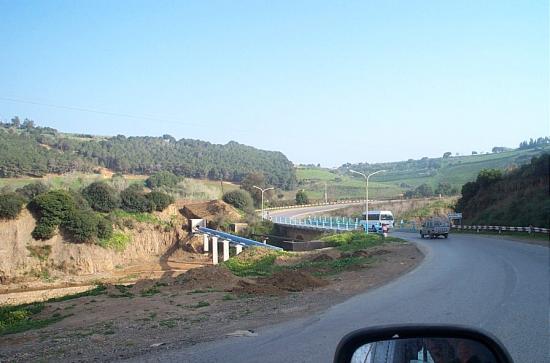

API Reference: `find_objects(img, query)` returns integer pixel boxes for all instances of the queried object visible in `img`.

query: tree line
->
[0,118,297,190]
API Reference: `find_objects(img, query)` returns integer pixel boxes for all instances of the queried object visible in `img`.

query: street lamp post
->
[349,169,386,234]
[253,185,274,219]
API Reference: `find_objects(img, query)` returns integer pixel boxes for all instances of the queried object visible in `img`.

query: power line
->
[0,96,202,128]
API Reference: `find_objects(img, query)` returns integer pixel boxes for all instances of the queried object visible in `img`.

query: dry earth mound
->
[176,265,240,290]
[181,200,242,221]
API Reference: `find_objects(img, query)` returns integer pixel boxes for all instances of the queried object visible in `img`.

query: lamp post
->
[349,169,386,234]
[253,185,274,219]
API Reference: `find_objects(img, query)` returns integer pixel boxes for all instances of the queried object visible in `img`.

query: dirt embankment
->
[0,242,423,362]
[0,205,199,293]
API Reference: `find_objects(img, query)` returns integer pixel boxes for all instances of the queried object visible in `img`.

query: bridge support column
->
[223,240,230,262]
[235,245,243,255]
[203,234,209,253]
[212,236,218,265]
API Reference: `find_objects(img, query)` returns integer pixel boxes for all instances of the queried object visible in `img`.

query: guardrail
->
[271,215,362,232]
[452,225,549,234]
[258,200,363,212]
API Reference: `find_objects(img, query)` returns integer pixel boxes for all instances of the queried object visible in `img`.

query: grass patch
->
[223,252,280,277]
[159,319,178,328]
[0,303,67,336]
[47,285,107,303]
[321,231,400,252]
[98,230,132,251]
[109,209,169,227]
[140,286,161,297]
[290,256,373,276]
[189,301,210,309]
[222,293,236,301]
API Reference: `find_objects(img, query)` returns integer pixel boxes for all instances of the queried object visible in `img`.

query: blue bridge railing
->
[271,216,362,232]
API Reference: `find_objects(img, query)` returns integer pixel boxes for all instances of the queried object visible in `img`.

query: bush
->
[30,190,76,225]
[145,171,180,189]
[0,193,27,219]
[62,210,99,243]
[15,182,48,200]
[30,190,76,240]
[222,189,254,211]
[31,220,57,240]
[295,190,309,205]
[97,217,114,239]
[146,191,174,211]
[120,185,154,213]
[82,181,119,212]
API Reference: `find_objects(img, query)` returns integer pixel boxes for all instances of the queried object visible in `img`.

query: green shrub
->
[81,182,119,212]
[15,182,48,200]
[62,210,99,243]
[295,190,309,205]
[222,189,254,211]
[97,217,113,239]
[120,184,154,213]
[0,193,27,219]
[30,190,76,225]
[98,230,131,251]
[146,191,174,211]
[31,220,57,240]
[145,171,180,189]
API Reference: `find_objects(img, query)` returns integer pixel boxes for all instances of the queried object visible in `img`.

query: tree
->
[240,172,272,207]
[443,152,452,158]
[145,171,180,189]
[222,189,254,211]
[62,210,99,243]
[295,190,309,205]
[0,193,27,219]
[30,190,76,239]
[82,182,119,212]
[476,169,502,188]
[120,185,154,213]
[434,182,452,196]
[146,191,174,211]
[15,182,48,200]
[471,151,478,155]
[415,184,433,197]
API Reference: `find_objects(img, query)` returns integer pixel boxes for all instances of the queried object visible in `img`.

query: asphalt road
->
[267,202,362,219]
[130,231,549,363]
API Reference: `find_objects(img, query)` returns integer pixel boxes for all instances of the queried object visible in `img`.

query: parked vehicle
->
[420,217,450,239]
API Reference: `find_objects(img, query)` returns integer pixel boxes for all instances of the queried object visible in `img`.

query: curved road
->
[130,218,549,362]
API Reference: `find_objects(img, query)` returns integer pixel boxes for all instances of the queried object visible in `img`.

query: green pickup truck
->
[420,217,450,239]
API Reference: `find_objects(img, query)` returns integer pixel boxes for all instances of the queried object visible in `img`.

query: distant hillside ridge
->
[456,153,549,228]
[335,139,550,191]
[0,118,296,190]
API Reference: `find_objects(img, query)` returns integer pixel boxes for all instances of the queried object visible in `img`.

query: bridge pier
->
[223,240,230,262]
[212,236,219,265]
[203,234,209,252]
[236,245,243,255]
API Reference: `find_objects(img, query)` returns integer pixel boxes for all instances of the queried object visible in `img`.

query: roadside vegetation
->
[456,153,549,227]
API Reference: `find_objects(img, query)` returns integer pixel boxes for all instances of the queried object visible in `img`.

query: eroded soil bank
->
[0,242,422,362]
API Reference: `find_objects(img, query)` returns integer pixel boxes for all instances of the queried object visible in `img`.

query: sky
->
[0,0,548,167]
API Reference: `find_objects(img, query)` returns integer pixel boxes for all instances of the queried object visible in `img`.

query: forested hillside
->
[0,118,296,189]
[456,153,549,228]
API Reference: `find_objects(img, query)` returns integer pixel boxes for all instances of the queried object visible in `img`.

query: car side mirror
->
[334,325,513,363]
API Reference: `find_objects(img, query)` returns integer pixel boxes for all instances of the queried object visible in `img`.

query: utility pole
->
[253,185,274,219]
[324,182,328,203]
[349,169,386,234]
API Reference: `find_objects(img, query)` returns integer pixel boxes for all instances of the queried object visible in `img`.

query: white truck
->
[419,217,450,239]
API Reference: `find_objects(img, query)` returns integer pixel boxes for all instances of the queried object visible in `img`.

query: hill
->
[455,153,549,228]
[295,141,550,200]
[0,119,296,189]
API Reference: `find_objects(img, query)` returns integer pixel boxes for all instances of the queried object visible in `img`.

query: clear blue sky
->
[0,1,547,166]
